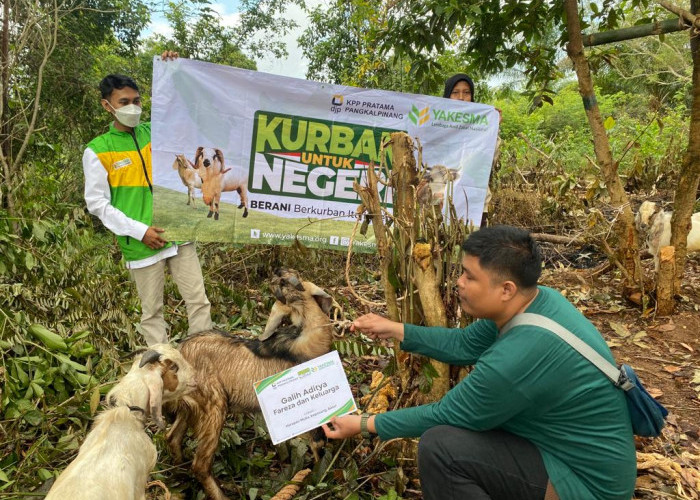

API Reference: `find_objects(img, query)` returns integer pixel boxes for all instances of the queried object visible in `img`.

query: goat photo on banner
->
[151,58,500,250]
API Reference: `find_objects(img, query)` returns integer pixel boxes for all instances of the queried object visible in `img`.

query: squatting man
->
[323,225,636,500]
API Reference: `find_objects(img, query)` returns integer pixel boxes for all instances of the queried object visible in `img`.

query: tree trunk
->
[563,0,644,298]
[672,0,700,296]
[1,0,10,212]
[411,242,450,399]
[656,247,675,316]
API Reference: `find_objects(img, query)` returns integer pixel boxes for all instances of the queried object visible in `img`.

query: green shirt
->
[374,286,636,500]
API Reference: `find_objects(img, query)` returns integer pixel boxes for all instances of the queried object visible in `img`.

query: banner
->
[151,58,499,251]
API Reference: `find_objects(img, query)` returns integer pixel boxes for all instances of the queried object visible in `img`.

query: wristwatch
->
[360,413,372,439]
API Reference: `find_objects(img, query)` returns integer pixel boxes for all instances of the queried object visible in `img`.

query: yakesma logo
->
[409,104,430,126]
[331,95,344,106]
[250,229,260,239]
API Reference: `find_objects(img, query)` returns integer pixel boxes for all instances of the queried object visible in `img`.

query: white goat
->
[45,344,196,500]
[193,146,249,220]
[172,154,202,207]
[45,406,156,500]
[635,201,700,271]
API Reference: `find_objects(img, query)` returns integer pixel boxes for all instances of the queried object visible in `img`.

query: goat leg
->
[166,412,189,464]
[192,405,229,500]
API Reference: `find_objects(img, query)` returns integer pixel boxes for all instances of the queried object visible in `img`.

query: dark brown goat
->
[167,269,334,500]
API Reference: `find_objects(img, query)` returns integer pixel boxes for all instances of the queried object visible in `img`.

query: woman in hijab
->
[443,73,499,227]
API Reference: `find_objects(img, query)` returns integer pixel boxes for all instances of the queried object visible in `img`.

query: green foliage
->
[144,1,256,69]
[377,0,653,96]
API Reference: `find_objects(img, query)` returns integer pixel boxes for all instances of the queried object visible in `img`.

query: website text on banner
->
[151,58,500,251]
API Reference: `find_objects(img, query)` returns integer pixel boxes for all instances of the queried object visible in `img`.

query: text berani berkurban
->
[248,111,402,205]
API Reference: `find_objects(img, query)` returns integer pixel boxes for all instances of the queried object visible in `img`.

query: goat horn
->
[286,275,305,291]
[139,350,162,368]
[274,288,287,304]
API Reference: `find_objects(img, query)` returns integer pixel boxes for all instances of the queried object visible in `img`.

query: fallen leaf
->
[633,331,647,341]
[680,343,695,353]
[692,370,700,385]
[647,388,663,398]
[664,365,682,374]
[609,321,631,338]
[634,341,651,349]
[657,322,676,332]
[635,475,655,489]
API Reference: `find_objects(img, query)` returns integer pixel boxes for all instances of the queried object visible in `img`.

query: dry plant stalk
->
[269,468,312,500]
[360,370,399,413]
[353,132,467,402]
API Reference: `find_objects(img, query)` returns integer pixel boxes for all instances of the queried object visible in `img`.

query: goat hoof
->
[214,213,219,221]
[238,203,244,209]
[242,209,248,218]
[207,211,213,218]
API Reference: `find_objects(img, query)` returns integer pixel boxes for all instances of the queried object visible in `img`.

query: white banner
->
[151,58,499,250]
[254,351,357,445]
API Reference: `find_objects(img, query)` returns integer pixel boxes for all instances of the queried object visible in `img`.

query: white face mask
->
[105,101,142,128]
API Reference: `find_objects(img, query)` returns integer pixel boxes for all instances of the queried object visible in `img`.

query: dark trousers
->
[418,426,549,500]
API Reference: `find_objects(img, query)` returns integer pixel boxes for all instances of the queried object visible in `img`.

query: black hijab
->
[443,73,475,101]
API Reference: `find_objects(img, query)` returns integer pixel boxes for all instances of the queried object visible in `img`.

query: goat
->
[45,345,196,500]
[172,154,202,207]
[416,165,461,208]
[635,201,700,271]
[166,269,334,500]
[106,343,197,428]
[193,146,249,220]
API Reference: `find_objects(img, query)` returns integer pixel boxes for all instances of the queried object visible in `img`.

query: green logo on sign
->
[409,105,430,126]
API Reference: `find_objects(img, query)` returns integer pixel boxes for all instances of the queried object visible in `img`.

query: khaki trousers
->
[129,243,212,346]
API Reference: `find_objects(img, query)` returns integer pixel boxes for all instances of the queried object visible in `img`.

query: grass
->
[152,186,377,252]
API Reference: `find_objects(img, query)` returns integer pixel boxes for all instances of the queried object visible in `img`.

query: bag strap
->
[500,313,633,390]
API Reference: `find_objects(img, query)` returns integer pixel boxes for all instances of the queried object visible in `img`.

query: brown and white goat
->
[45,345,196,500]
[172,154,202,207]
[193,146,249,220]
[636,201,700,271]
[416,164,461,208]
[166,269,334,500]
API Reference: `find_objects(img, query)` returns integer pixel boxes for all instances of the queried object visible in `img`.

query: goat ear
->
[139,350,162,368]
[187,157,196,169]
[448,168,461,181]
[306,283,333,315]
[144,368,166,430]
[260,302,288,340]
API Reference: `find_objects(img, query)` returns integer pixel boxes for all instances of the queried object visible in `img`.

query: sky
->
[146,0,318,80]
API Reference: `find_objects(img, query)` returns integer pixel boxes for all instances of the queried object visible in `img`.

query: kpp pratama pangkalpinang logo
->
[408,104,430,126]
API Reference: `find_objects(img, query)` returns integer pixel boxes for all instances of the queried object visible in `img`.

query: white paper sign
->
[254,351,357,444]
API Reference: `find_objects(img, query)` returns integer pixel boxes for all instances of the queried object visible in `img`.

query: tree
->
[298,0,475,94]
[375,0,688,299]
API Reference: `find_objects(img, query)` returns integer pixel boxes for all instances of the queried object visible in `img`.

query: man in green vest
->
[83,60,212,346]
[323,226,636,500]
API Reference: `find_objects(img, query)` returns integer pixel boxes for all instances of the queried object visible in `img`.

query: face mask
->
[105,101,142,128]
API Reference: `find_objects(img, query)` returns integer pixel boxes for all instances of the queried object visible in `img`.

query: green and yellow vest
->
[86,122,172,262]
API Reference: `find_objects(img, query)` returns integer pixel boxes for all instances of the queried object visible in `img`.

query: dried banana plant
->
[352,132,470,402]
